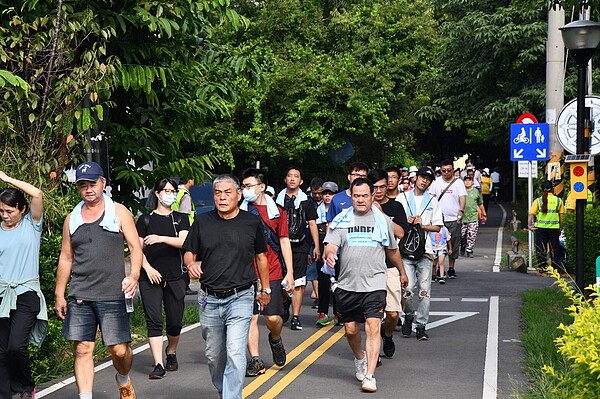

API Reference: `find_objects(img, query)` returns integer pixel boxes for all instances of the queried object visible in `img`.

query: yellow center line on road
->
[243,323,336,398]
[259,326,346,399]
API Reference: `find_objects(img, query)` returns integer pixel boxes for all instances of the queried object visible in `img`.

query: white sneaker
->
[354,350,367,381]
[361,374,377,392]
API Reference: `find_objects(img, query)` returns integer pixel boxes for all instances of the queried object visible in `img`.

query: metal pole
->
[528,161,534,271]
[576,62,586,291]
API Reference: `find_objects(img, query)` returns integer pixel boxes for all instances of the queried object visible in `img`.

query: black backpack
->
[399,223,426,260]
[287,203,307,243]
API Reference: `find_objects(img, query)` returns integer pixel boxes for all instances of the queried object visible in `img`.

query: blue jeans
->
[199,286,254,399]
[401,256,433,328]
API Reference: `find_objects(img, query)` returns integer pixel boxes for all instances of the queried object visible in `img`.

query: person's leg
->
[384,268,401,337]
[247,314,260,357]
[265,315,284,341]
[109,343,133,376]
[74,341,96,393]
[401,258,417,319]
[344,321,363,359]
[0,314,10,399]
[364,318,381,376]
[163,278,185,356]
[6,292,40,395]
[483,194,490,212]
[200,293,227,396]
[535,229,549,272]
[317,263,331,315]
[548,229,561,268]
[466,221,478,254]
[460,221,468,254]
[415,258,433,328]
[446,221,462,273]
[438,253,447,278]
[139,280,165,367]
[291,252,308,323]
[222,288,254,399]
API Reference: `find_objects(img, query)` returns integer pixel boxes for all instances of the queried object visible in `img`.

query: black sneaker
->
[268,333,287,366]
[149,363,166,379]
[282,300,291,324]
[380,326,395,358]
[165,348,178,372]
[467,251,474,258]
[416,327,429,341]
[245,357,266,377]
[438,277,446,284]
[401,316,413,338]
[448,268,457,279]
[311,299,319,309]
[290,316,303,330]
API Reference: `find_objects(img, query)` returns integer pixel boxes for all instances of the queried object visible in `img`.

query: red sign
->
[516,112,538,124]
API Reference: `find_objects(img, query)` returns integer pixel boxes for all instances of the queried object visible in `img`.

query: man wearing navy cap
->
[55,161,143,399]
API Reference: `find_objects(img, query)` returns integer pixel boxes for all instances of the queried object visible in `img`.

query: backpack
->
[399,223,426,260]
[247,203,288,275]
[287,203,307,243]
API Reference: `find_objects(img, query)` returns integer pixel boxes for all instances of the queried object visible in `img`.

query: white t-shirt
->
[429,177,467,222]
[396,192,444,254]
[491,171,500,184]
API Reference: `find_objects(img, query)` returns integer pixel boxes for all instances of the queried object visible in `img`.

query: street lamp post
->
[560,19,600,292]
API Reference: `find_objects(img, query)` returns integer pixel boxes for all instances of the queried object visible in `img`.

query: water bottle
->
[125,292,134,313]
[281,280,294,298]
[330,276,338,293]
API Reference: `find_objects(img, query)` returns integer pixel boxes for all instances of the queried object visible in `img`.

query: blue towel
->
[329,206,390,246]
[240,195,280,219]
[316,202,328,224]
[69,194,120,234]
[276,189,308,209]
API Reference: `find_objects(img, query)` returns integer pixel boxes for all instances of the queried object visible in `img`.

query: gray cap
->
[322,181,338,193]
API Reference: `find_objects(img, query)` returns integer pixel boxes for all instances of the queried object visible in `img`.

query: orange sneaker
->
[116,374,136,399]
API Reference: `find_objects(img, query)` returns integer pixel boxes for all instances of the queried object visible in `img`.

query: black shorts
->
[292,252,308,280]
[253,279,285,316]
[334,288,386,323]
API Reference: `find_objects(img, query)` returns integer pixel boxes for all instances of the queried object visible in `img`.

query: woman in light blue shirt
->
[0,171,47,399]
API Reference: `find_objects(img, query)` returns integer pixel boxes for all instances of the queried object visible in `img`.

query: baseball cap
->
[322,181,338,193]
[416,167,434,180]
[265,186,275,196]
[75,161,104,182]
[401,167,408,171]
[409,166,418,173]
[541,180,553,192]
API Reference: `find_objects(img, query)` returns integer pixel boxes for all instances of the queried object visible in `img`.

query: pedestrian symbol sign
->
[510,123,550,161]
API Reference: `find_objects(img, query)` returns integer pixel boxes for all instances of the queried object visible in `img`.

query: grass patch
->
[517,287,573,398]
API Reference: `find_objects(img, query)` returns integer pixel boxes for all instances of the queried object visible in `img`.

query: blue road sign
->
[510,123,550,161]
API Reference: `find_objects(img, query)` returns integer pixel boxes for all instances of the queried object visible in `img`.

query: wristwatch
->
[262,288,272,295]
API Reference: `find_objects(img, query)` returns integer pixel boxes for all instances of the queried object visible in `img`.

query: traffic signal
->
[569,162,588,200]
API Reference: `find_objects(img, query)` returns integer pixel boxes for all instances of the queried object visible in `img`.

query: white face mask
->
[159,193,177,207]
[242,188,259,203]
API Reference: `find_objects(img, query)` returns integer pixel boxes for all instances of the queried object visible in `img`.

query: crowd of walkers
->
[0,158,498,399]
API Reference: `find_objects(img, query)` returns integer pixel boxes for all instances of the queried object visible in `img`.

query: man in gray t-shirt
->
[323,178,407,394]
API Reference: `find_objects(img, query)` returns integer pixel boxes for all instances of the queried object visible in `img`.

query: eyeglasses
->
[440,168,453,173]
[373,184,387,191]
[161,189,177,194]
[349,173,367,178]
[241,183,262,189]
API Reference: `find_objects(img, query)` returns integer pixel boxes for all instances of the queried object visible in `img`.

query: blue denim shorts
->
[61,298,131,345]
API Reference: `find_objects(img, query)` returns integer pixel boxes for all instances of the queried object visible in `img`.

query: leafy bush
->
[542,267,600,398]
[563,208,600,288]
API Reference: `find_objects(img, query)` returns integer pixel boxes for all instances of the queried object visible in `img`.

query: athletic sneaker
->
[165,348,178,371]
[290,316,303,330]
[19,388,35,399]
[116,374,136,399]
[334,313,344,326]
[316,313,331,327]
[311,299,319,309]
[401,315,413,337]
[448,268,457,279]
[380,326,395,358]
[268,333,286,366]
[416,327,429,341]
[361,374,377,393]
[149,363,166,379]
[468,251,474,258]
[245,357,266,377]
[354,350,367,381]
[438,277,446,284]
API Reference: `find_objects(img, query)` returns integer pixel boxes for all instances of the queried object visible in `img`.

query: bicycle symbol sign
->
[510,123,550,161]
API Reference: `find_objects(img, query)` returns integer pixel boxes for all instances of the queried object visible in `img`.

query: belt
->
[202,283,253,298]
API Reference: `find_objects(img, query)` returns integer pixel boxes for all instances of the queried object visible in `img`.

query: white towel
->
[329,206,390,246]
[276,189,307,209]
[240,194,280,220]
[69,194,120,234]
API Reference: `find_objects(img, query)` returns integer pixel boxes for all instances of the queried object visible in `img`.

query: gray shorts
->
[61,298,131,346]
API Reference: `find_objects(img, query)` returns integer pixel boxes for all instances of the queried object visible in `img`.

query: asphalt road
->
[37,202,554,399]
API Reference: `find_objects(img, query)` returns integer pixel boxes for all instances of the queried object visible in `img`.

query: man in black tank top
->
[54,162,143,399]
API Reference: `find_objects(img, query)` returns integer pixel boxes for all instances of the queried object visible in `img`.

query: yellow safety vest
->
[534,195,561,229]
[172,188,195,225]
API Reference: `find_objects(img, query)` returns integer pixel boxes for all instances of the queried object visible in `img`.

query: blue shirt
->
[326,190,351,222]
[0,213,43,296]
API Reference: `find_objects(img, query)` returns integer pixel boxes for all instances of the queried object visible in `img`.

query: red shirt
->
[254,205,288,280]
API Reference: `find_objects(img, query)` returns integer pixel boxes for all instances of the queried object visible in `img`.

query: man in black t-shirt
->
[368,168,408,358]
[275,167,320,331]
[182,175,270,399]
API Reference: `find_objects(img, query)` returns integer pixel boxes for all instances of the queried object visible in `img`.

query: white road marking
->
[461,298,489,302]
[482,296,499,399]
[430,297,450,302]
[427,311,479,329]
[493,205,507,272]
